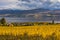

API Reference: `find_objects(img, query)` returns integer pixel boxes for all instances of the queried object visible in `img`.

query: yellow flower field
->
[0,25,60,37]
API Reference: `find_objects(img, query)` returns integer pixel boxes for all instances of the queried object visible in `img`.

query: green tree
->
[0,18,6,25]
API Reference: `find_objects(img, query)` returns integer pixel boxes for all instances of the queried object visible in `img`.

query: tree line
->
[0,18,59,26]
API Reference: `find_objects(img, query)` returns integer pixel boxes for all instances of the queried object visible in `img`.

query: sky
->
[0,0,60,10]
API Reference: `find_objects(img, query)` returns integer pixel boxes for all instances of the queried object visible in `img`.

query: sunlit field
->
[0,25,60,37]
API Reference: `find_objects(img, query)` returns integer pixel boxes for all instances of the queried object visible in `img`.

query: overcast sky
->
[0,0,60,10]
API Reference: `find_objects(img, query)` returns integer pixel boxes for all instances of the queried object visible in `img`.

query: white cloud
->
[0,0,43,10]
[0,0,17,3]
[50,0,57,2]
[0,0,60,10]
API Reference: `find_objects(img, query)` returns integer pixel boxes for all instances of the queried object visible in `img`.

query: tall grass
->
[0,32,59,40]
[0,25,60,37]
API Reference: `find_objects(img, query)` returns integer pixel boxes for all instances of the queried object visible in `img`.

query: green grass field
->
[0,25,60,37]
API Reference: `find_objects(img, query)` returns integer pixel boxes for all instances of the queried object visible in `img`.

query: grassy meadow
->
[0,18,60,40]
[0,25,60,37]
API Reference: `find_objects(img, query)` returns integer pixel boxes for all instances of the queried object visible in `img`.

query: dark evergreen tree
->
[0,18,6,25]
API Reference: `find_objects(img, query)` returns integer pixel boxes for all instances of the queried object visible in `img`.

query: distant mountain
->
[0,8,51,17]
[0,8,50,14]
[0,8,60,17]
